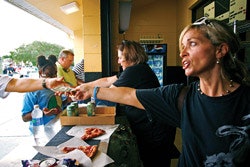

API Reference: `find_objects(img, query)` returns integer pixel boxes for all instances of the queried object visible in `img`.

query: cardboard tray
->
[59,106,116,125]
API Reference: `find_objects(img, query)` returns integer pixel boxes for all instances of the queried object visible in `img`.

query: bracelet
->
[42,78,48,89]
[92,86,100,102]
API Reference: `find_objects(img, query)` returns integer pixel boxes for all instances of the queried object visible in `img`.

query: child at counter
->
[21,55,69,133]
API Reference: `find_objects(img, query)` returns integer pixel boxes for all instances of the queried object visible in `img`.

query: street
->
[0,92,37,166]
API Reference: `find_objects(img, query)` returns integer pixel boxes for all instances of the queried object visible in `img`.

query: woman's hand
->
[71,84,94,100]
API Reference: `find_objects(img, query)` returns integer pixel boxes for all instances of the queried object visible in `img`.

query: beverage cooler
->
[141,44,167,86]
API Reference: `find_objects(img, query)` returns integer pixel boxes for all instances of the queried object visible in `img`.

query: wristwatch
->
[42,78,48,89]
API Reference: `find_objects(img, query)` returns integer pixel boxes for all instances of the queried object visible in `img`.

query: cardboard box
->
[204,1,230,19]
[229,0,248,23]
[60,106,116,125]
[204,1,215,18]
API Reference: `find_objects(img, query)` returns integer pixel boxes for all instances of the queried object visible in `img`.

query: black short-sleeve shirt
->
[136,82,250,166]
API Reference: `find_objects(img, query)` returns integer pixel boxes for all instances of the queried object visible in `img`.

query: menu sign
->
[229,0,248,23]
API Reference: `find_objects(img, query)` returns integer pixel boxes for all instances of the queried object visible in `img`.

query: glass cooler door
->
[141,44,167,86]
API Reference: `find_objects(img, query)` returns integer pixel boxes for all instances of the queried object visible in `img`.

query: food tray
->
[59,106,116,125]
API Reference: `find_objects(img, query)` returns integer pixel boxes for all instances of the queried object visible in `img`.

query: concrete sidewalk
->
[0,92,36,166]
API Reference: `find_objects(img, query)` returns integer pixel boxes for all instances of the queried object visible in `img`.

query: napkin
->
[34,137,114,167]
[66,124,119,140]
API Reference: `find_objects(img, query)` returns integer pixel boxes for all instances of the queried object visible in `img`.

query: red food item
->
[81,128,106,140]
[62,145,98,158]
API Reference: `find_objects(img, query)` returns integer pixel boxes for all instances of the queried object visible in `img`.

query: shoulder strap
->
[177,86,190,112]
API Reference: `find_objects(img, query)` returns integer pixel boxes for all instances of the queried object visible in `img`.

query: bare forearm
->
[96,87,144,109]
[5,77,66,92]
[6,78,44,92]
[87,76,117,88]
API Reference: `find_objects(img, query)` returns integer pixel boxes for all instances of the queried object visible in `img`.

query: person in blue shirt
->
[21,55,68,133]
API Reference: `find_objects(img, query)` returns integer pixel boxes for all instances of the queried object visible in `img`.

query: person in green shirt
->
[56,49,78,87]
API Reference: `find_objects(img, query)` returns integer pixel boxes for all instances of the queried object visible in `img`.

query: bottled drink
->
[87,97,96,116]
[71,101,79,116]
[31,104,47,146]
[66,104,75,116]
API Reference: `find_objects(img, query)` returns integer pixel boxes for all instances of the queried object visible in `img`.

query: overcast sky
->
[0,1,73,56]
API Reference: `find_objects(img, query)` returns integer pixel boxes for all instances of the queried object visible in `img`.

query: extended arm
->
[85,75,118,88]
[73,85,144,110]
[5,77,67,92]
[98,87,144,109]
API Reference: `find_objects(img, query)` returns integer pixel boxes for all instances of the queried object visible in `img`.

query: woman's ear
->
[216,43,229,59]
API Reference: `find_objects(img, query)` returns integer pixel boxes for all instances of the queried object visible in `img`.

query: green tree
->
[3,41,64,65]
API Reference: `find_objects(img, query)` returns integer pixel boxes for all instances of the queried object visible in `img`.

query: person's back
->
[22,89,62,126]
[72,59,85,84]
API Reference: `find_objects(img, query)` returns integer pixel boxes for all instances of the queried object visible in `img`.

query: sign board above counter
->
[204,0,249,23]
